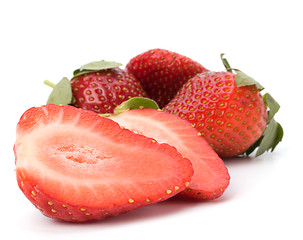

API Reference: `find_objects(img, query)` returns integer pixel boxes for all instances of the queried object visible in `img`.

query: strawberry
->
[14,104,193,222]
[109,102,230,200]
[163,55,283,158]
[44,60,147,114]
[126,48,208,108]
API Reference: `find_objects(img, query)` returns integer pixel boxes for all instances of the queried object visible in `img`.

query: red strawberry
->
[14,104,193,222]
[45,60,147,114]
[109,107,230,200]
[126,48,208,108]
[164,55,283,158]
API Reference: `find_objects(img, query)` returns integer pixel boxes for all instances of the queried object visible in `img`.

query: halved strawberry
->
[14,104,193,222]
[109,106,230,200]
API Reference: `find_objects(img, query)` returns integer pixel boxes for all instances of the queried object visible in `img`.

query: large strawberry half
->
[14,104,193,222]
[44,60,147,114]
[126,48,208,108]
[109,100,230,200]
[164,55,283,158]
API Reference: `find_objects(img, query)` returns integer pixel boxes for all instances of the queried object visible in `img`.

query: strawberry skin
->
[71,67,147,114]
[164,71,268,158]
[14,104,193,222]
[126,48,208,108]
[110,108,230,200]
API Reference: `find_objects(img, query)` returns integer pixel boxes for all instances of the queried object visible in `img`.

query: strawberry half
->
[44,60,147,114]
[14,104,193,222]
[109,101,230,200]
[164,54,283,158]
[126,48,208,108]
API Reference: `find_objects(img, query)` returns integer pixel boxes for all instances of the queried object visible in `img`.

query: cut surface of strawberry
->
[109,108,230,200]
[14,104,193,222]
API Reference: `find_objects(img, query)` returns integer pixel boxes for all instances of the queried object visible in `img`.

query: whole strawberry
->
[164,54,283,158]
[45,60,147,114]
[126,48,208,108]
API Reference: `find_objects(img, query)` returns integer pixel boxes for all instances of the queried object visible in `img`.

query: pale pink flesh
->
[110,109,230,196]
[15,105,193,208]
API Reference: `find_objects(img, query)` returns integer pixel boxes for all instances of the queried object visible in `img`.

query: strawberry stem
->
[220,54,233,73]
[220,54,240,73]
[44,80,56,88]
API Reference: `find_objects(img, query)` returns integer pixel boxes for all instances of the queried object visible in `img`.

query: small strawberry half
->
[14,104,193,222]
[44,60,147,114]
[109,99,230,200]
[126,48,208,108]
[164,54,283,158]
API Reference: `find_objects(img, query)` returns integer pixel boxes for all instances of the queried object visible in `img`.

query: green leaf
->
[244,92,283,157]
[114,97,159,115]
[45,77,72,105]
[263,93,280,121]
[235,70,264,91]
[244,136,263,156]
[73,60,122,78]
[73,69,95,78]
[220,54,264,90]
[80,60,122,71]
[255,118,284,157]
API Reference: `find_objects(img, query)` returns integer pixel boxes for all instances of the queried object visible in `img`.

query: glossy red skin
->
[164,71,268,158]
[71,68,147,114]
[126,48,208,108]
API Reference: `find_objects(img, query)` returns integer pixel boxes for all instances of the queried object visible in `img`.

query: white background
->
[1,0,302,239]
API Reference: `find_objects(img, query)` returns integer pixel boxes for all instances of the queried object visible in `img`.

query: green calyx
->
[44,60,122,105]
[221,54,283,157]
[114,97,159,114]
[245,94,284,157]
[44,77,73,106]
[98,97,159,118]
[73,60,122,78]
[221,54,264,90]
[234,71,264,91]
